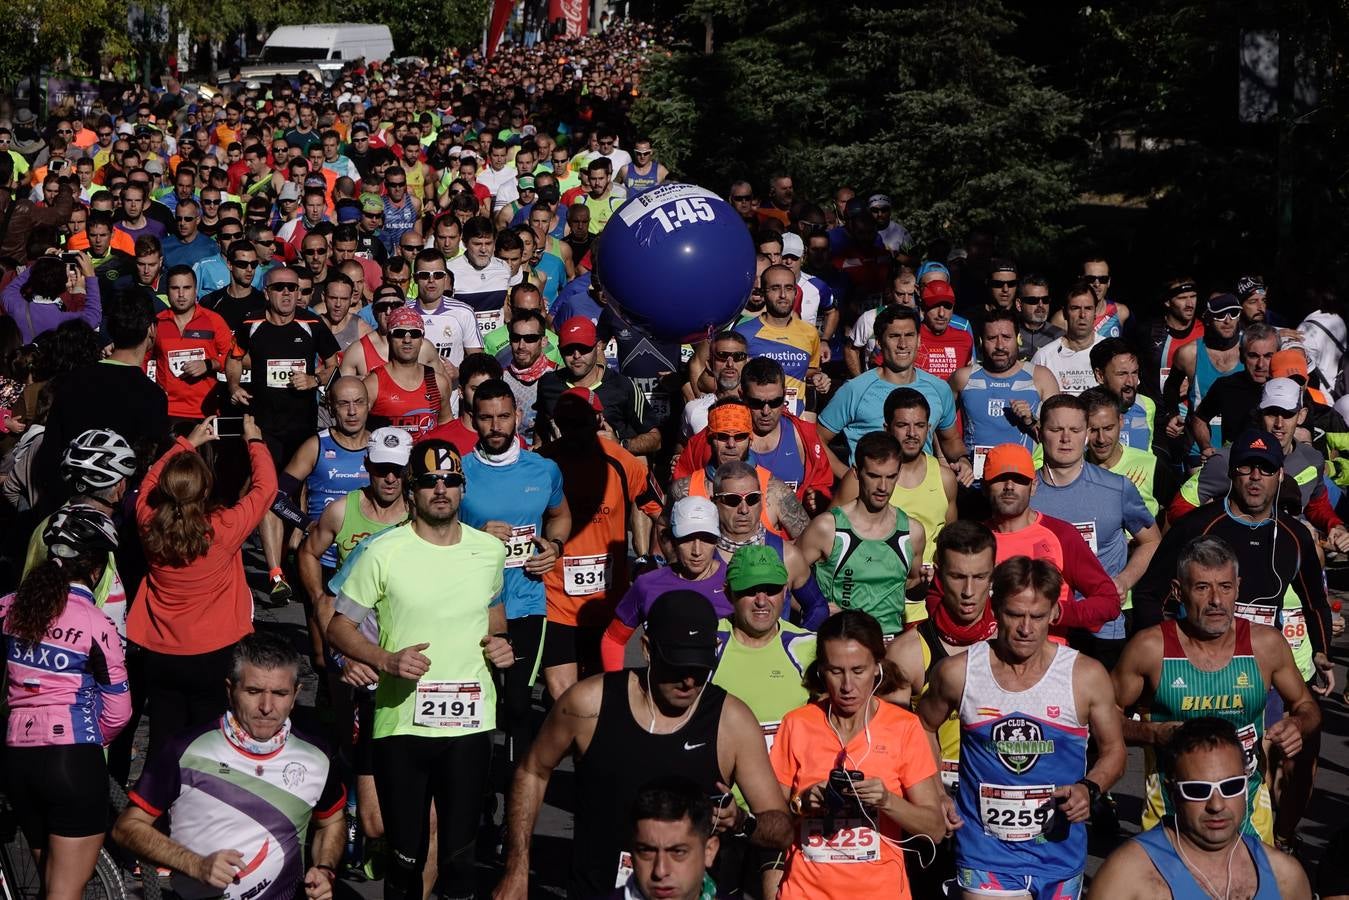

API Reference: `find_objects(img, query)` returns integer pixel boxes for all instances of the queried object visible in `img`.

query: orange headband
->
[707,403,753,435]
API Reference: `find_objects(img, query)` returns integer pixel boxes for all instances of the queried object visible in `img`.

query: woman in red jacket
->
[129,414,275,762]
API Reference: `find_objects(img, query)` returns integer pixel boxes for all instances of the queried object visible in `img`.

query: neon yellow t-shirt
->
[336,522,505,739]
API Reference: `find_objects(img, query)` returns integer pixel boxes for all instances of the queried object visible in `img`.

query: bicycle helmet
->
[61,429,137,492]
[43,504,119,560]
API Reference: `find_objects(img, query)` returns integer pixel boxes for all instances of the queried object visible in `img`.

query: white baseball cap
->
[1259,377,1302,412]
[780,232,804,259]
[670,496,719,539]
[367,427,414,465]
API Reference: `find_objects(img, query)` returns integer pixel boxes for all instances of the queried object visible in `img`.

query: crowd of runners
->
[1,15,1348,900]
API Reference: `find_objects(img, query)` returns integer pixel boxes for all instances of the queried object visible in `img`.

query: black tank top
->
[571,669,726,898]
[916,617,950,667]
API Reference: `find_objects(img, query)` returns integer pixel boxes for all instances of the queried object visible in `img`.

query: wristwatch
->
[735,813,758,839]
[1076,778,1102,805]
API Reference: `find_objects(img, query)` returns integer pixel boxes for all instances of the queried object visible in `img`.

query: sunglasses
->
[1173,776,1246,802]
[367,462,404,478]
[232,259,259,268]
[561,344,593,357]
[509,332,543,343]
[713,351,748,363]
[711,432,750,443]
[415,270,450,281]
[374,303,401,315]
[1233,462,1279,477]
[390,329,424,339]
[56,128,73,135]
[175,216,198,223]
[269,282,300,292]
[730,194,753,202]
[745,396,786,411]
[1018,295,1050,305]
[299,287,314,297]
[714,491,762,508]
[990,279,1017,288]
[1210,311,1240,322]
[414,471,464,489]
[201,197,221,204]
[387,180,407,187]
[1083,275,1111,284]
[399,244,420,252]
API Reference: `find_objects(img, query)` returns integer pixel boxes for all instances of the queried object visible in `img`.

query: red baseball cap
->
[562,386,603,412]
[921,281,956,308]
[558,316,598,348]
[984,444,1034,482]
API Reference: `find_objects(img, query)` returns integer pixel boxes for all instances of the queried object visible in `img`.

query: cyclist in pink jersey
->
[1,505,130,900]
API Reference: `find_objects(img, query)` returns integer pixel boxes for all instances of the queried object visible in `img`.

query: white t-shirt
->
[412,297,482,367]
[478,164,518,209]
[850,308,881,358]
[1030,335,1103,396]
[682,393,716,438]
[600,148,633,173]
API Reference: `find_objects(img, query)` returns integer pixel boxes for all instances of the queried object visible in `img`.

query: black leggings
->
[373,731,493,900]
[143,644,235,765]
[502,615,546,767]
[6,744,108,842]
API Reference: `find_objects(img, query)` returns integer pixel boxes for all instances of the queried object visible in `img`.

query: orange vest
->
[689,465,784,538]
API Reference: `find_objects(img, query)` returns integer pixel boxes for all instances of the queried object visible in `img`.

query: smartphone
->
[212,416,245,438]
[60,252,80,267]
[708,792,732,809]
[49,158,69,174]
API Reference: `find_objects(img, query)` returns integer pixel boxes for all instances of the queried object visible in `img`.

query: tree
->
[634,0,1080,256]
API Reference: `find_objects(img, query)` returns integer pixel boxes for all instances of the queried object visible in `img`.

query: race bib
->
[168,347,207,378]
[614,851,633,889]
[1073,521,1098,554]
[1234,602,1278,628]
[1236,723,1259,775]
[564,554,609,596]
[761,720,780,753]
[978,784,1055,842]
[799,818,880,863]
[972,445,994,481]
[785,385,801,415]
[603,337,618,363]
[647,389,672,423]
[504,525,537,569]
[414,680,484,729]
[266,358,306,388]
[940,759,959,790]
[145,359,158,381]
[1282,606,1307,651]
[475,309,503,338]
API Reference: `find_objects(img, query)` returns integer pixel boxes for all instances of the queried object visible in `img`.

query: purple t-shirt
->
[613,559,730,628]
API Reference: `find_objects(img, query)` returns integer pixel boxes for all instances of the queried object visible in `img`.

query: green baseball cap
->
[726,545,789,593]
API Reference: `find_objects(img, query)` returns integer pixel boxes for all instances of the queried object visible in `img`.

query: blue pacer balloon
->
[593,183,756,343]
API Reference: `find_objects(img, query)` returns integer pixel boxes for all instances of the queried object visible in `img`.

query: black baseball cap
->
[1228,429,1285,472]
[644,591,719,669]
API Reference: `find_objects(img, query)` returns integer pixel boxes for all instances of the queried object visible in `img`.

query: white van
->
[216,23,394,85]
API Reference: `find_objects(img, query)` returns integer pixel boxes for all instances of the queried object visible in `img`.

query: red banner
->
[558,0,588,36]
[486,0,518,56]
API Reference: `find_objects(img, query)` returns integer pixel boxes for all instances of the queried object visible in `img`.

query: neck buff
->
[509,353,555,384]
[1204,327,1240,352]
[474,439,522,467]
[221,710,291,756]
[926,594,997,647]
[717,524,764,554]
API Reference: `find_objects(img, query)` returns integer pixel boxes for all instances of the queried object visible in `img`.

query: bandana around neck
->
[926,594,997,647]
[221,710,291,756]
